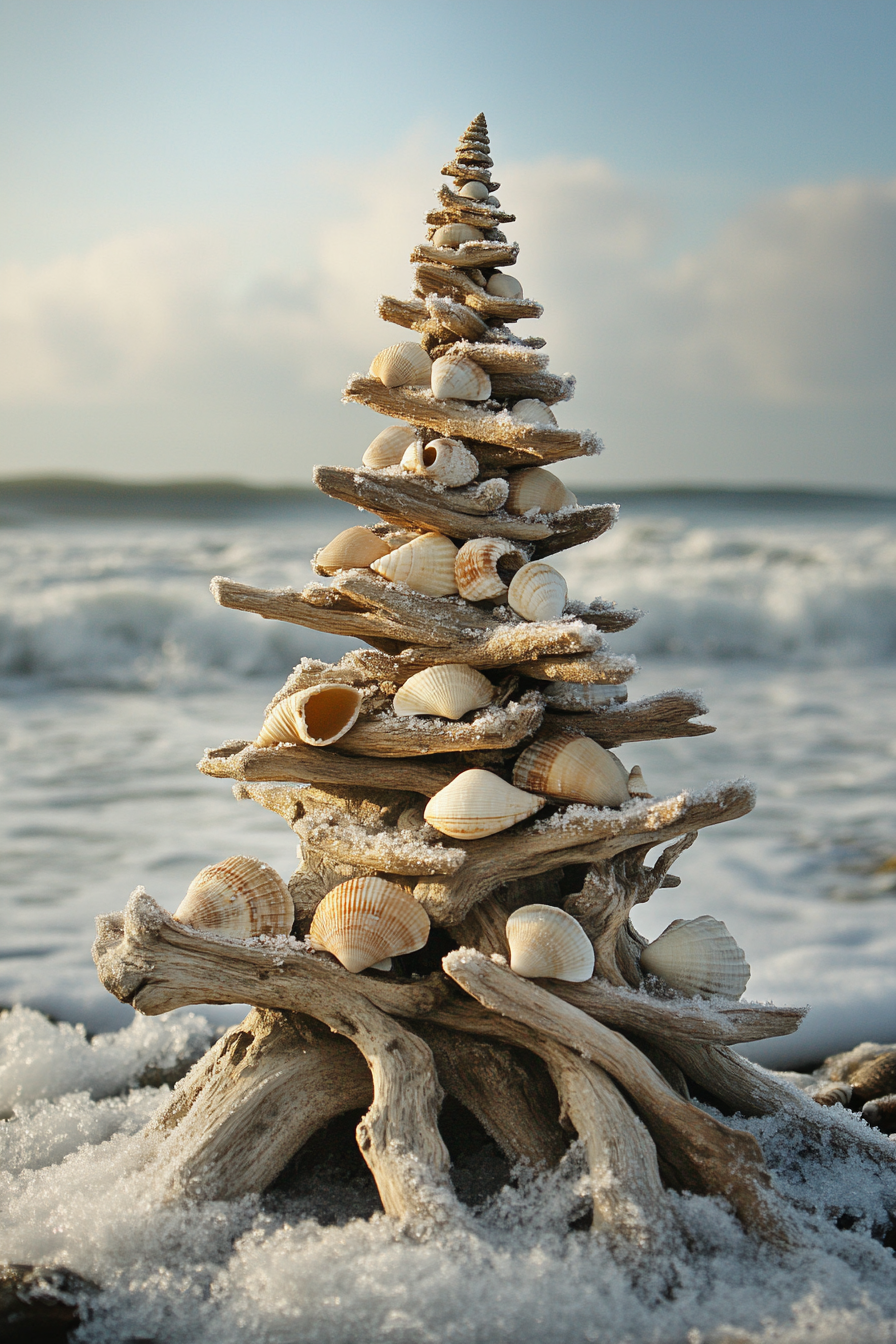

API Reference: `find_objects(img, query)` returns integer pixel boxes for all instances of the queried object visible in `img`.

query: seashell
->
[400,436,479,487]
[370,531,459,597]
[505,467,576,515]
[626,766,652,798]
[506,904,595,982]
[256,685,363,748]
[432,223,484,247]
[309,877,429,974]
[397,806,426,831]
[848,1052,896,1104]
[639,916,751,1000]
[511,399,557,427]
[861,1094,896,1133]
[542,681,627,712]
[314,526,391,575]
[486,272,523,299]
[393,664,494,720]
[812,1082,854,1108]
[362,423,417,468]
[455,537,528,601]
[370,342,432,388]
[423,768,544,839]
[174,855,293,939]
[512,731,631,806]
[459,180,489,200]
[431,353,492,402]
[507,561,567,622]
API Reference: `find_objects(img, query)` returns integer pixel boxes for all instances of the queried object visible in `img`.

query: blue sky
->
[0,0,893,488]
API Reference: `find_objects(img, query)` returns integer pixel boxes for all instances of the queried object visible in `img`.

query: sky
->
[0,0,893,490]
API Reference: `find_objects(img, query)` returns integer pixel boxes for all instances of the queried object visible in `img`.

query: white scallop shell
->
[432,223,484,247]
[423,768,544,839]
[255,685,363,748]
[626,766,652,798]
[505,467,577,516]
[507,561,567,621]
[512,731,631,806]
[314,526,391,574]
[370,531,459,597]
[486,272,523,299]
[392,664,494,720]
[400,437,479,487]
[639,916,751,1000]
[370,342,432,388]
[542,681,628,712]
[454,537,528,601]
[309,876,430,974]
[506,904,595,982]
[362,423,417,468]
[431,353,492,402]
[173,855,293,939]
[458,180,489,200]
[511,399,557,427]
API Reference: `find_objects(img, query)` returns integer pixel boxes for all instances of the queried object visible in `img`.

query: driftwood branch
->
[411,241,519,270]
[545,690,715,746]
[414,262,543,321]
[200,741,458,796]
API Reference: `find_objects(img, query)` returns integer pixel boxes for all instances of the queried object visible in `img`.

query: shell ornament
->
[256,685,363,748]
[362,423,417,468]
[639,916,751,1000]
[370,532,459,597]
[314,526,392,575]
[454,537,528,602]
[430,353,492,402]
[392,664,495,720]
[507,561,568,622]
[512,731,632,807]
[309,876,430,973]
[423,768,544,839]
[370,342,432,388]
[400,437,479,487]
[506,904,595,982]
[505,468,577,516]
[173,856,293,939]
[486,272,523,299]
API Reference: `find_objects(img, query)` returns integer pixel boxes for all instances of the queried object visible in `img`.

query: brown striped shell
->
[309,877,430,973]
[173,856,293,939]
[848,1052,896,1104]
[454,537,528,602]
[512,731,631,806]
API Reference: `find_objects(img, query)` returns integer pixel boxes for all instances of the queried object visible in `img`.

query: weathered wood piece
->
[554,980,805,1046]
[545,690,714,746]
[430,183,516,225]
[415,263,543,321]
[199,740,458,795]
[411,241,519,269]
[379,294,490,343]
[338,697,544,758]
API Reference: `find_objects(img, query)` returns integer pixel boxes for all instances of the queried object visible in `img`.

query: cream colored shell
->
[309,877,430,974]
[423,768,544,839]
[432,223,484,247]
[256,685,363,748]
[454,537,527,601]
[626,765,652,798]
[370,532,459,597]
[431,353,492,402]
[392,664,494,720]
[507,561,567,622]
[639,916,751,1000]
[459,180,489,200]
[542,681,627,712]
[173,855,293,939]
[362,423,417,468]
[505,468,577,516]
[506,904,595,982]
[314,526,391,575]
[370,342,432,388]
[512,731,631,807]
[400,437,479,487]
[486,272,523,299]
[511,399,557,427]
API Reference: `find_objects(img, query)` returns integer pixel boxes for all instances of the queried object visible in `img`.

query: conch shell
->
[400,437,479,487]
[639,916,751,1000]
[454,536,527,601]
[362,424,417,468]
[424,768,544,839]
[505,467,577,516]
[392,664,494,720]
[256,685,363,748]
[173,856,293,939]
[371,532,459,597]
[309,876,430,974]
[314,526,391,574]
[431,353,492,402]
[507,561,567,621]
[542,681,627,712]
[370,342,432,388]
[432,223,484,247]
[512,730,631,806]
[511,399,557,427]
[506,904,595,982]
[486,272,523,299]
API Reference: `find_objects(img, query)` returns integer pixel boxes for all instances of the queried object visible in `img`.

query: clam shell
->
[511,399,557,427]
[400,437,479,487]
[314,526,391,575]
[370,532,459,597]
[362,423,417,468]
[174,855,293,939]
[506,904,595,982]
[486,272,523,299]
[309,876,429,974]
[861,1094,896,1131]
[505,467,577,516]
[459,180,489,200]
[455,537,527,601]
[424,768,544,839]
[626,766,652,798]
[507,561,567,622]
[848,1052,896,1104]
[432,223,484,247]
[256,685,363,748]
[542,681,627,712]
[639,916,751,1000]
[512,731,631,806]
[392,664,494,720]
[370,342,432,388]
[431,353,492,402]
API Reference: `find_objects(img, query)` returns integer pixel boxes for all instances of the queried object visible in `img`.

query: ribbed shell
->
[309,877,430,974]
[173,856,293,939]
[314,526,391,574]
[506,904,595,982]
[255,684,363,748]
[512,731,631,807]
[370,532,459,597]
[431,354,492,402]
[486,272,523,299]
[400,437,479,487]
[507,562,567,622]
[454,537,527,601]
[639,916,751,1000]
[423,769,544,839]
[392,664,494,720]
[370,342,432,388]
[511,399,557,427]
[542,681,627,712]
[626,765,652,798]
[458,180,489,200]
[362,424,417,468]
[432,223,484,247]
[849,1052,896,1104]
[505,468,577,516]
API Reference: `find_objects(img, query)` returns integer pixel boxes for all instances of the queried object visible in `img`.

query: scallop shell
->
[512,731,631,806]
[423,768,544,839]
[626,766,652,798]
[400,437,479,487]
[314,526,391,574]
[507,561,567,622]
[309,877,430,974]
[459,180,489,200]
[639,916,751,1000]
[173,855,293,939]
[255,685,363,748]
[370,342,432,388]
[542,681,627,712]
[486,272,523,299]
[454,537,527,601]
[362,424,417,468]
[505,468,577,516]
[431,353,492,402]
[511,399,557,427]
[506,904,595,982]
[370,532,459,597]
[392,664,494,720]
[432,223,484,247]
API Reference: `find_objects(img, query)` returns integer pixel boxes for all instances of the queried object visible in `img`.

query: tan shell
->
[314,526,391,575]
[392,664,494,720]
[309,877,429,974]
[173,855,293,939]
[512,731,631,806]
[542,681,627,712]
[486,272,523,299]
[459,180,489,200]
[400,437,479,487]
[639,916,751,1000]
[626,766,652,798]
[507,561,567,621]
[505,468,577,516]
[431,353,492,402]
[362,423,417,468]
[424,768,544,839]
[454,537,528,601]
[432,223,484,247]
[511,399,557,427]
[506,904,595,982]
[370,532,459,597]
[812,1082,854,1108]
[370,342,432,388]
[849,1052,896,1104]
[256,685,363,748]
